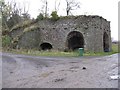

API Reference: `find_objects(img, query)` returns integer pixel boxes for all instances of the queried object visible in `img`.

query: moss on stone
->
[10,19,38,32]
[23,25,40,33]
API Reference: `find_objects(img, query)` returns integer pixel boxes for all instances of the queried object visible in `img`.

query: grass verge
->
[2,44,119,57]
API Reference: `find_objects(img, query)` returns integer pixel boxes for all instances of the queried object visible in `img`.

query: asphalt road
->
[2,52,119,88]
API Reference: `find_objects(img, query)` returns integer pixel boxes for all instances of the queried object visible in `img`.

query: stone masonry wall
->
[10,15,111,52]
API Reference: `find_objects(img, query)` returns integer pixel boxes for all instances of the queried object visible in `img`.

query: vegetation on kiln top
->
[10,15,108,32]
[23,25,40,33]
[10,19,38,32]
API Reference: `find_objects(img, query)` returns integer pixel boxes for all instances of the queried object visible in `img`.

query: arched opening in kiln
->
[40,43,53,50]
[67,31,84,51]
[103,32,109,52]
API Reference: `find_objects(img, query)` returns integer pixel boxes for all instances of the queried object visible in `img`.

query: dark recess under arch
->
[40,43,53,50]
[103,32,109,52]
[67,31,84,51]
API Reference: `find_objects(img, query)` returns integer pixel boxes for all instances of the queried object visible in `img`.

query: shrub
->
[51,11,59,21]
[2,35,12,47]
[36,13,44,20]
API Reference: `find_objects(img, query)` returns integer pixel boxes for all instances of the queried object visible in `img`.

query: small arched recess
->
[40,42,53,50]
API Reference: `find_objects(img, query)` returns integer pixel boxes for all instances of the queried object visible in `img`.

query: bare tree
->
[22,1,30,20]
[41,0,49,18]
[54,0,61,12]
[1,0,30,31]
[0,1,13,30]
[65,0,80,16]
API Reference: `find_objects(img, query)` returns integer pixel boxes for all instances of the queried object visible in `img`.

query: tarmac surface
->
[2,52,119,88]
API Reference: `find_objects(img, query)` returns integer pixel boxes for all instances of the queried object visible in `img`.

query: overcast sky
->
[5,0,119,41]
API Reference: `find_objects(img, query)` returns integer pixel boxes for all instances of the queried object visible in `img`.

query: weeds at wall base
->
[2,48,119,57]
